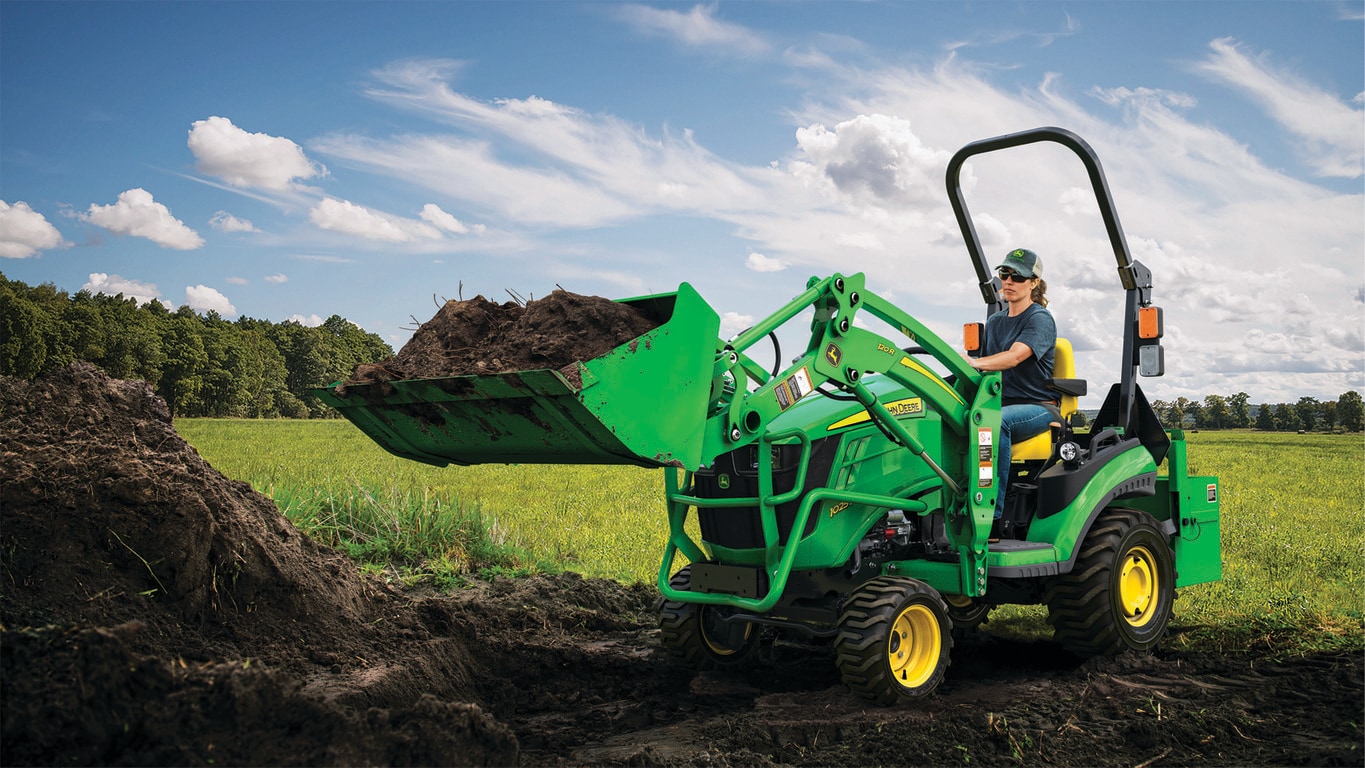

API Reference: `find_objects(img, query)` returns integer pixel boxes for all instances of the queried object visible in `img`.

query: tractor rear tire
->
[658,565,760,670]
[834,576,953,705]
[1047,507,1175,657]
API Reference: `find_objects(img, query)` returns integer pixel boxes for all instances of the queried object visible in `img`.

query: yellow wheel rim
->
[945,594,974,609]
[1119,545,1158,627]
[701,611,751,656]
[887,604,941,689]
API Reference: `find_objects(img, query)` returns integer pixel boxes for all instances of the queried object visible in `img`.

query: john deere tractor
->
[317,127,1222,704]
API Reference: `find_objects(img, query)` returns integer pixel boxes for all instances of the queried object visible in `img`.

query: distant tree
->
[1186,400,1206,430]
[1254,403,1275,431]
[1320,400,1338,431]
[1274,403,1301,432]
[1168,397,1189,428]
[1295,396,1320,432]
[158,313,208,418]
[0,287,50,378]
[1203,394,1230,429]
[1229,392,1251,429]
[1339,391,1365,432]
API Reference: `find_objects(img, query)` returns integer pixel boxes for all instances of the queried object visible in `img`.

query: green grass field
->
[178,419,1363,653]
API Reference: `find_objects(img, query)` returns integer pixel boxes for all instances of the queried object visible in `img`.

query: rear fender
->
[1025,443,1159,570]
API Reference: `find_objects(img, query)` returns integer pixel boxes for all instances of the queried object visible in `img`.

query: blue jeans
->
[996,404,1055,518]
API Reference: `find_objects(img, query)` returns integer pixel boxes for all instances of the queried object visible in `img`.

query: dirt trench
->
[2,363,1360,767]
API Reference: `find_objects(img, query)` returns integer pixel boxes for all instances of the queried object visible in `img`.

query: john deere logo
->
[824,343,842,368]
[718,474,731,490]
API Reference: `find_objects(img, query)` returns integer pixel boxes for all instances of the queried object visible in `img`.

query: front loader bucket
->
[313,283,721,470]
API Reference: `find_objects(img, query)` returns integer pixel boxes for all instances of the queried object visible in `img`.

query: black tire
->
[834,576,953,705]
[658,566,760,669]
[1047,507,1175,656]
[945,595,992,636]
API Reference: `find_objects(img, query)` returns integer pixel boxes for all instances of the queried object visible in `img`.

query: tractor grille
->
[692,436,839,550]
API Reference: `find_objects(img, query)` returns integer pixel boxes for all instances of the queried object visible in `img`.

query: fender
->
[1021,441,1159,573]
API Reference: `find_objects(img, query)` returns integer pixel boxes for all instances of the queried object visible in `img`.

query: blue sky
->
[2,1,1361,407]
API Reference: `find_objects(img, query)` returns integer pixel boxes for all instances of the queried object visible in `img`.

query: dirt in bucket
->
[342,290,660,390]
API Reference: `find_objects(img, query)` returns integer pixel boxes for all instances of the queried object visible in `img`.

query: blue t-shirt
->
[984,303,1056,402]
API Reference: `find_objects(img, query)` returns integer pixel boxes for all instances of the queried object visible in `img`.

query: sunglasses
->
[998,270,1033,283]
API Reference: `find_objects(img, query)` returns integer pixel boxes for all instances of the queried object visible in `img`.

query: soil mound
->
[344,289,658,387]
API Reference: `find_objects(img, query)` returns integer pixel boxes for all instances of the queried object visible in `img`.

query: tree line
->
[1,274,393,418]
[1151,393,1364,433]
[4,273,1362,429]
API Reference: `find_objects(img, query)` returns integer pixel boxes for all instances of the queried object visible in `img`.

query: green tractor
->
[317,127,1222,704]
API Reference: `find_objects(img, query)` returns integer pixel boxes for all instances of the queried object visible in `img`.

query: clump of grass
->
[270,478,560,587]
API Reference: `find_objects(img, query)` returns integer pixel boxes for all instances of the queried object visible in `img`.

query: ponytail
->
[1032,278,1049,308]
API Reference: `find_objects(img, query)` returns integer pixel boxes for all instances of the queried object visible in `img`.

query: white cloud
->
[312,59,766,228]
[0,200,68,258]
[83,273,162,306]
[210,210,259,233]
[792,114,950,206]
[616,3,770,56]
[309,197,443,243]
[745,252,786,272]
[720,311,756,339]
[285,313,325,327]
[188,116,326,189]
[264,273,288,284]
[225,276,249,286]
[420,203,484,234]
[185,284,236,316]
[1196,37,1364,178]
[79,189,204,250]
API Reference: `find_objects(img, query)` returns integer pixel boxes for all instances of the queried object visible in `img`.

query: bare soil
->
[340,290,659,390]
[2,363,1361,767]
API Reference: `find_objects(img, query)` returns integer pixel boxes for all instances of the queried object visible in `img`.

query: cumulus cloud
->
[83,273,163,306]
[80,189,204,250]
[188,116,326,189]
[185,285,236,316]
[792,114,950,206]
[210,210,259,233]
[420,203,484,234]
[285,313,325,327]
[745,252,786,272]
[0,200,68,258]
[265,273,288,284]
[309,197,443,242]
[615,3,770,56]
[720,311,756,339]
[1196,37,1364,178]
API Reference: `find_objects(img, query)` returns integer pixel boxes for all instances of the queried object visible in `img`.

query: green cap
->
[997,248,1042,278]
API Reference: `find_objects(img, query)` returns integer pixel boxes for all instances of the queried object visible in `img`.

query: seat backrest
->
[1053,337,1078,421]
[1011,337,1080,462]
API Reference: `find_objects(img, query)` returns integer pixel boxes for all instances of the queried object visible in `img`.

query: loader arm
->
[658,272,1005,611]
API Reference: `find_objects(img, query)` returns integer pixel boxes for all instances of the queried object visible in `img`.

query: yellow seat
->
[1011,337,1079,461]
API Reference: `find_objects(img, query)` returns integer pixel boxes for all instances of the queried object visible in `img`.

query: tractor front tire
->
[834,576,953,705]
[1047,507,1175,656]
[658,566,760,670]
[945,595,992,636]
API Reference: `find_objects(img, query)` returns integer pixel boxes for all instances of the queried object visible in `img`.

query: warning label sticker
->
[977,428,993,463]
[775,367,813,410]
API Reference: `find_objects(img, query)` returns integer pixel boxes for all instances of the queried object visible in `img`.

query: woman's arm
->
[968,341,1034,372]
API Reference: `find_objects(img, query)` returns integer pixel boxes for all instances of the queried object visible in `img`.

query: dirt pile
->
[344,290,659,387]
[2,363,1361,767]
